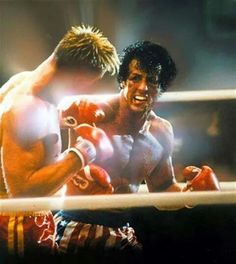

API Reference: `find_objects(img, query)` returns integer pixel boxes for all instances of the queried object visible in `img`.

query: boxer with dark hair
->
[55,40,220,261]
[0,24,119,259]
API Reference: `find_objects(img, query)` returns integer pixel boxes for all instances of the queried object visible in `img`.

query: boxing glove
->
[59,98,105,128]
[68,164,114,195]
[182,165,221,191]
[67,136,97,168]
[74,124,113,162]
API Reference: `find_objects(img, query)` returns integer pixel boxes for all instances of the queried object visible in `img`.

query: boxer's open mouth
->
[133,95,148,103]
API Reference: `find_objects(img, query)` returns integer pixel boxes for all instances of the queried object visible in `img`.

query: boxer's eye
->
[129,75,142,82]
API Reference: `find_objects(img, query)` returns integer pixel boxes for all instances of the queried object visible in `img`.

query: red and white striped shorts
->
[0,211,56,257]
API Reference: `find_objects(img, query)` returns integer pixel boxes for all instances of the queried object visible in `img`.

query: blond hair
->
[54,25,120,75]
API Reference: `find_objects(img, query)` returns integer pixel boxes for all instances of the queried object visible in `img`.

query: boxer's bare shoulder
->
[148,111,174,154]
[0,71,31,102]
[1,71,31,90]
[83,93,120,117]
[1,94,52,144]
[99,94,120,122]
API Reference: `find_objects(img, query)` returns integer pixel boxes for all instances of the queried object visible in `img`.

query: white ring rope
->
[61,89,236,104]
[160,89,236,102]
[0,188,236,212]
[138,182,236,193]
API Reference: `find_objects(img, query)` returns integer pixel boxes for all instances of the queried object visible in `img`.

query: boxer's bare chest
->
[99,120,164,191]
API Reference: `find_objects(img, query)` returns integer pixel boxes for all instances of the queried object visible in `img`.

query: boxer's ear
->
[119,81,126,90]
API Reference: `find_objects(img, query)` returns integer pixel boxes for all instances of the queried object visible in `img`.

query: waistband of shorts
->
[0,210,52,217]
[56,209,130,228]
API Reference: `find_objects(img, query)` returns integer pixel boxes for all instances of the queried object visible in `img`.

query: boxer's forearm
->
[4,152,83,198]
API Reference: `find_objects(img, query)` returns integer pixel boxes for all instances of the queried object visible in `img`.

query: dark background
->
[1,0,236,92]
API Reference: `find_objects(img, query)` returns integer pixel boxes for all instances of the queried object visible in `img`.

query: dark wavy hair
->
[117,41,177,93]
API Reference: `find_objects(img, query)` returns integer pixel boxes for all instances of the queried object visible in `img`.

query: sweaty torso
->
[0,80,61,198]
[98,113,165,193]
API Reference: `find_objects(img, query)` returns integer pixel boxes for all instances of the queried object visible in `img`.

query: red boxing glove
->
[74,124,113,162]
[182,165,221,192]
[59,98,105,128]
[67,164,114,195]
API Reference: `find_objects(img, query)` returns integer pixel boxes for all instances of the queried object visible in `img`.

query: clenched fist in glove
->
[74,124,113,162]
[67,164,114,195]
[182,165,221,192]
[67,124,114,168]
[59,98,105,128]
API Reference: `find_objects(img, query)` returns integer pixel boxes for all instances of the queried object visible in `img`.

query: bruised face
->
[121,59,160,113]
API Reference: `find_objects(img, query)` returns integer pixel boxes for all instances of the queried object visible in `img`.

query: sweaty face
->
[122,59,159,113]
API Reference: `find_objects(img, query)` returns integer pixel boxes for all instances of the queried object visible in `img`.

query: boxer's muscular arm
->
[146,156,181,192]
[145,117,181,193]
[1,96,83,197]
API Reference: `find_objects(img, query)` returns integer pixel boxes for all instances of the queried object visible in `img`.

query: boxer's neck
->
[30,54,57,102]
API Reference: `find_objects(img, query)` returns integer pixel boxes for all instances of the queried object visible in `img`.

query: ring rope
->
[159,89,236,102]
[61,89,236,104]
[0,189,236,212]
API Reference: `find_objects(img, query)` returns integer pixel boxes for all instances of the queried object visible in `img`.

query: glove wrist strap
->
[67,137,96,168]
